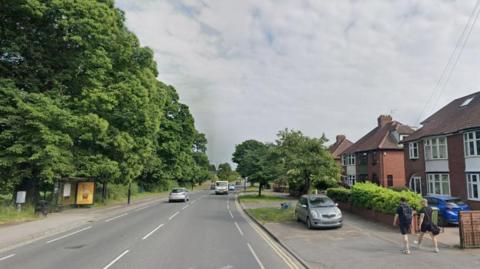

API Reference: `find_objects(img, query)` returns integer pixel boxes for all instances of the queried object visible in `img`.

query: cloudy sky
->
[116,0,480,165]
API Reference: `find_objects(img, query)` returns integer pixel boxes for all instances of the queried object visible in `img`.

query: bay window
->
[427,174,450,195]
[467,174,480,200]
[424,137,447,160]
[464,131,480,157]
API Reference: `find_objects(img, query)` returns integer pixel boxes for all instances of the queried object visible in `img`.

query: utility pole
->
[127,182,131,205]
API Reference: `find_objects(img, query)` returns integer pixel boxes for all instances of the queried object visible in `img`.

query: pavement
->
[0,190,305,269]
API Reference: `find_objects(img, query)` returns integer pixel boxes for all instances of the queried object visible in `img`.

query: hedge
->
[327,182,422,214]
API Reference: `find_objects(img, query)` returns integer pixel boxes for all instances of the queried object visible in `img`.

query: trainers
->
[434,248,439,253]
[403,249,411,255]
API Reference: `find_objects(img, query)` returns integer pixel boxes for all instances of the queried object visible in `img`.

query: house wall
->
[404,140,426,194]
[367,151,381,185]
[381,150,407,187]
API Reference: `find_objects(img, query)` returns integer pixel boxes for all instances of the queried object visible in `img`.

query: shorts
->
[420,223,432,233]
[399,223,411,235]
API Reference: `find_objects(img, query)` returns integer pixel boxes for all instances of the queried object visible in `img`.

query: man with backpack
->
[393,197,413,254]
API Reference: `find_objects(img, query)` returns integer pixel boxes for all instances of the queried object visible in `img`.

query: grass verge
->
[239,194,289,203]
[0,206,37,225]
[246,207,295,224]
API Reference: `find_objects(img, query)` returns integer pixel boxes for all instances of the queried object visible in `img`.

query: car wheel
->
[306,217,313,230]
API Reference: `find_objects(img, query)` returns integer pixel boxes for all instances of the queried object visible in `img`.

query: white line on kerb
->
[247,243,265,269]
[46,226,92,244]
[169,211,180,220]
[229,210,234,219]
[0,254,15,261]
[234,222,244,236]
[142,224,164,240]
[103,249,129,269]
[105,213,128,223]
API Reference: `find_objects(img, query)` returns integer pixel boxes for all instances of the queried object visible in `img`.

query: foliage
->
[326,187,351,203]
[0,205,37,225]
[217,163,239,181]
[246,207,295,224]
[344,183,422,214]
[232,140,266,178]
[314,178,339,190]
[0,0,212,201]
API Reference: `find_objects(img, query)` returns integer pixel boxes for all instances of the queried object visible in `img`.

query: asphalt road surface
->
[0,190,303,269]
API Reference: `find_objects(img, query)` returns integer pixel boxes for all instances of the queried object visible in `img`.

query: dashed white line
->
[103,249,130,269]
[234,221,244,236]
[191,200,197,204]
[169,211,180,220]
[182,204,189,210]
[46,226,92,244]
[247,243,265,269]
[0,254,15,261]
[142,224,164,240]
[105,213,128,223]
[229,210,234,219]
[134,205,150,212]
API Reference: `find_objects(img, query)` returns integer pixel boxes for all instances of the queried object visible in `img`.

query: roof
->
[345,117,415,154]
[328,135,354,159]
[405,91,480,142]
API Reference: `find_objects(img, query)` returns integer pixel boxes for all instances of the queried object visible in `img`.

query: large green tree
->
[232,139,266,178]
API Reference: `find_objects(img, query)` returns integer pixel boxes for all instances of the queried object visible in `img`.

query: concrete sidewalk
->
[0,194,168,253]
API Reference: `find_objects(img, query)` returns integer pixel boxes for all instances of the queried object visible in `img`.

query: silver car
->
[169,188,189,202]
[295,194,342,229]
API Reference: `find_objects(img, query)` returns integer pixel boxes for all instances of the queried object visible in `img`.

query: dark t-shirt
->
[419,207,432,226]
[396,203,412,224]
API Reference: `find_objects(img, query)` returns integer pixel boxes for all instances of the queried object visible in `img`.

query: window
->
[461,97,474,107]
[387,175,393,187]
[467,174,480,200]
[427,174,450,195]
[400,134,409,141]
[409,142,419,159]
[345,154,355,166]
[464,131,480,157]
[424,137,447,160]
[346,175,356,186]
[341,155,347,166]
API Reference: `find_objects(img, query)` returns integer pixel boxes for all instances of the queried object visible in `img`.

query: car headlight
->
[335,208,342,217]
[310,210,319,219]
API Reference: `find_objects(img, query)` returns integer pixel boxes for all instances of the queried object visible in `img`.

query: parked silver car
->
[169,188,189,202]
[295,194,342,229]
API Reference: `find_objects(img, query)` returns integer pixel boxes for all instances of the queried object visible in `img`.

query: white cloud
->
[116,0,480,164]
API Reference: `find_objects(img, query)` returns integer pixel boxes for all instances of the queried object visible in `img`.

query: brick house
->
[403,92,480,209]
[329,135,353,167]
[342,115,414,187]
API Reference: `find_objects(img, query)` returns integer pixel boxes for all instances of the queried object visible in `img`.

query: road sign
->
[16,191,26,204]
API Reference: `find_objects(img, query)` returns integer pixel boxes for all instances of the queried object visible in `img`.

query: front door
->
[410,176,422,194]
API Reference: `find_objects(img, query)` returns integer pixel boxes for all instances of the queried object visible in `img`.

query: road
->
[0,190,303,269]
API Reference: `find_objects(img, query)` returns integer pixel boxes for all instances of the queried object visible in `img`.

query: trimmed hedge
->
[327,182,422,214]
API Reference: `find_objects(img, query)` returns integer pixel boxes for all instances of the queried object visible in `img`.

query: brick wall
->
[448,134,467,200]
[381,150,407,187]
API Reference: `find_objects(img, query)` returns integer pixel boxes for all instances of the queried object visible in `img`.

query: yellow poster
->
[76,182,94,205]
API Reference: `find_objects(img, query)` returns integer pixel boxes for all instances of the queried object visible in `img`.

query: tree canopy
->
[0,0,212,200]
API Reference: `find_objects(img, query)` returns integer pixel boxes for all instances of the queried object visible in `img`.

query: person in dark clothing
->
[393,197,413,254]
[414,199,439,253]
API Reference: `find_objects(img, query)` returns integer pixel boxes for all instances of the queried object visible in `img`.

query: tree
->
[217,163,239,181]
[276,129,340,195]
[232,140,266,178]
[246,144,282,196]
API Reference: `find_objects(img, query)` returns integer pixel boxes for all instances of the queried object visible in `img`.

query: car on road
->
[295,194,342,229]
[215,181,229,195]
[424,195,470,225]
[228,184,236,191]
[169,188,189,202]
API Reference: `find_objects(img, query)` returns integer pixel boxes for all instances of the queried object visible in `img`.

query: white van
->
[215,181,229,195]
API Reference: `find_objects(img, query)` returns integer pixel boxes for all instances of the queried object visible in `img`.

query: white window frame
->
[427,174,450,195]
[467,173,480,201]
[464,131,480,157]
[346,154,355,166]
[409,142,419,159]
[341,155,347,166]
[424,137,448,160]
[346,175,356,186]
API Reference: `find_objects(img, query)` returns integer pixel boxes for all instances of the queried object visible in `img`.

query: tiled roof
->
[405,91,480,142]
[329,135,354,158]
[345,117,414,154]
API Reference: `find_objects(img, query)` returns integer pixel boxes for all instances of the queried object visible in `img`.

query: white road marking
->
[142,224,164,240]
[103,249,129,269]
[182,204,189,210]
[234,222,244,236]
[0,254,15,261]
[191,200,197,204]
[169,211,180,220]
[247,243,265,269]
[46,226,92,244]
[105,213,128,223]
[229,210,234,219]
[134,205,150,212]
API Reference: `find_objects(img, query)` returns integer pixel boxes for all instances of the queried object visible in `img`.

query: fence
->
[459,211,480,248]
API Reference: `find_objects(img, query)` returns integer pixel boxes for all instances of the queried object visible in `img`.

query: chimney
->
[377,115,392,127]
[336,135,346,143]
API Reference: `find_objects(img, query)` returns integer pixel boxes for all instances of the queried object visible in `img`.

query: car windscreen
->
[171,189,184,193]
[309,197,335,208]
[446,199,466,206]
[216,182,228,187]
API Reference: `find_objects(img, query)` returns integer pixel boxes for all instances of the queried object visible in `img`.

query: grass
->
[246,207,295,224]
[0,206,37,225]
[239,194,289,203]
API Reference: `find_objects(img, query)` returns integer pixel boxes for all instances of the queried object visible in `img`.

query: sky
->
[116,0,480,165]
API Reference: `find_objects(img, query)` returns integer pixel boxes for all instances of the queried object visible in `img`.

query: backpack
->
[399,203,412,223]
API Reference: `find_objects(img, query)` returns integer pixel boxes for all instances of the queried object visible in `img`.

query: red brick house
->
[403,92,480,209]
[329,135,353,167]
[342,115,414,187]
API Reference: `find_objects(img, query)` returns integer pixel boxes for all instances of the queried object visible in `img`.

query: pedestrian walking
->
[393,197,413,254]
[414,199,440,253]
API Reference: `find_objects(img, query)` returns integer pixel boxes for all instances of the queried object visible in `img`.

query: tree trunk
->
[258,183,262,197]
